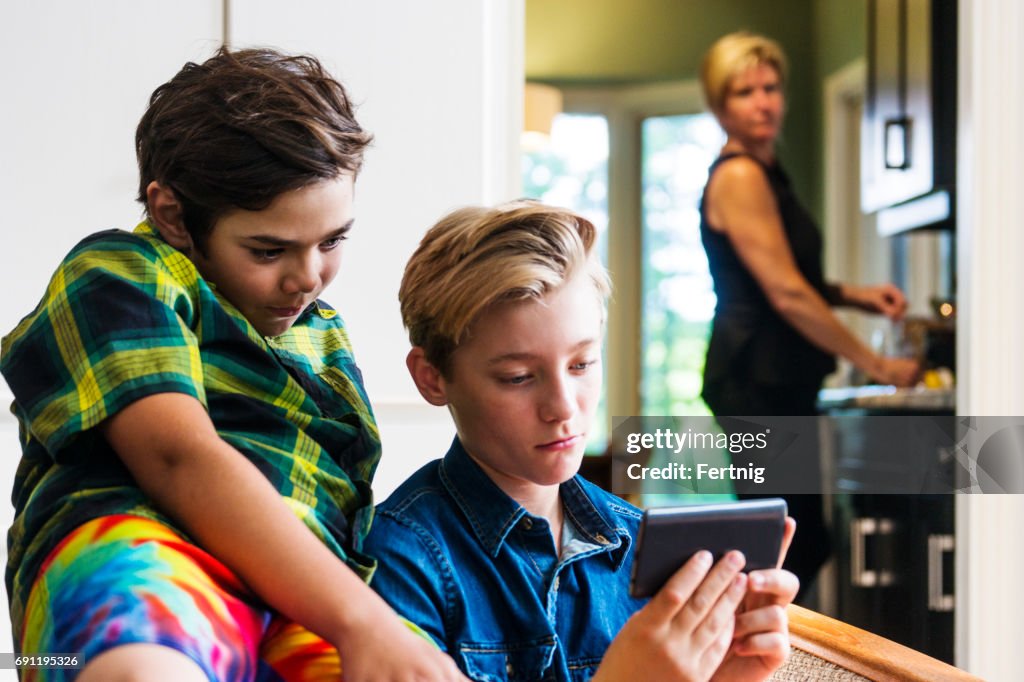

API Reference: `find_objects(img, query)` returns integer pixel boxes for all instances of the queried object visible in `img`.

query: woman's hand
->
[869,356,922,387]
[593,550,749,682]
[843,283,909,321]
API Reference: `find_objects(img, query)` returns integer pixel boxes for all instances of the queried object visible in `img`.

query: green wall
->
[527,0,814,84]
[814,0,867,81]
[526,0,869,225]
[810,0,867,220]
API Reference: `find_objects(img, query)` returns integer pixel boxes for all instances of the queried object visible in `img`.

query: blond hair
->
[400,201,610,376]
[700,31,788,117]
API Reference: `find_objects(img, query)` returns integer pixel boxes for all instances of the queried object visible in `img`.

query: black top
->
[699,152,836,389]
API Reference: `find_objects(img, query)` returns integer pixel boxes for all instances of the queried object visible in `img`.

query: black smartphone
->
[629,498,787,598]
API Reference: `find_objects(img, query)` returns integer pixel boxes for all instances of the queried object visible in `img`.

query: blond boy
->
[366,202,798,682]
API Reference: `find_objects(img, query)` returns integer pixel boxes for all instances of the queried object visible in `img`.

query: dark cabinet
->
[831,492,954,662]
[820,407,956,663]
[862,0,957,234]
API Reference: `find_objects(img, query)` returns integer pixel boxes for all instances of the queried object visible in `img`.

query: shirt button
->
[595,534,609,544]
[506,661,514,675]
[521,517,533,530]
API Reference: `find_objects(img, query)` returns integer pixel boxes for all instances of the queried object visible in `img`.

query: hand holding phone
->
[629,498,787,598]
[595,548,750,682]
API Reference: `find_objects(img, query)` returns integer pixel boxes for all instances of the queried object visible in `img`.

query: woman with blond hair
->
[698,32,919,597]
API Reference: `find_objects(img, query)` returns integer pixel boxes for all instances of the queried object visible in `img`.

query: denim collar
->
[439,438,631,568]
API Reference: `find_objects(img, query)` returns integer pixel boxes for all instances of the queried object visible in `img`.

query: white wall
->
[956,1,1024,679]
[227,0,523,496]
[1,1,224,336]
[1,1,224,667]
[0,0,521,666]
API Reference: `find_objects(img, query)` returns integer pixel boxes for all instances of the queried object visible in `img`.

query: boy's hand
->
[333,607,468,682]
[593,550,748,682]
[103,392,467,682]
[710,516,799,682]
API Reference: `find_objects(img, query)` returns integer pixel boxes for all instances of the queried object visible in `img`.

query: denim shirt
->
[365,438,647,682]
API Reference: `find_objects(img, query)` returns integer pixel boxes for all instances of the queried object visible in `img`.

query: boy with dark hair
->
[1,48,465,682]
[366,201,799,682]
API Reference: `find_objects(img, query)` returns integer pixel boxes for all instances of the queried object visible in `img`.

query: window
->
[640,113,724,416]
[522,82,720,451]
[522,113,609,452]
[522,114,609,264]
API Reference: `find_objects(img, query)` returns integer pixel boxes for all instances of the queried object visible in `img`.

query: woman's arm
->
[704,157,918,387]
[102,392,466,682]
[828,282,908,320]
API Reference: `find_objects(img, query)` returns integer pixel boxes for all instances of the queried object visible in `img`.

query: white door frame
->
[955,0,1024,679]
[560,81,706,421]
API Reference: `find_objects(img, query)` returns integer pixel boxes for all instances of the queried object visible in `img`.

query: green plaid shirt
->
[1,221,381,627]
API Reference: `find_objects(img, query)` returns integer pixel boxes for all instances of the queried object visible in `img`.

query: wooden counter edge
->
[786,604,986,682]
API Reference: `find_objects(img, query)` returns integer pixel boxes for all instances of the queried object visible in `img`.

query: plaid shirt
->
[1,222,381,628]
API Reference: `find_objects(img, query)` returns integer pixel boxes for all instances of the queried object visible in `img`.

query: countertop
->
[817,385,955,411]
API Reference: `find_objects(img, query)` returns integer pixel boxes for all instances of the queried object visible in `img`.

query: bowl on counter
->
[899,315,955,372]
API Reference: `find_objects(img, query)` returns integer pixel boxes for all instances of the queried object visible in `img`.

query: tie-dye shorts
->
[18,515,346,681]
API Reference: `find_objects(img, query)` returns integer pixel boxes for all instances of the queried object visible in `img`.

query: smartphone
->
[629,498,787,598]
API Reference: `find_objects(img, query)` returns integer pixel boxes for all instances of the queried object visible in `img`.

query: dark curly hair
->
[136,47,372,251]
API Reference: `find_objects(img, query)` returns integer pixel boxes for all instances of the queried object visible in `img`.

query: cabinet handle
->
[850,517,896,587]
[928,534,955,612]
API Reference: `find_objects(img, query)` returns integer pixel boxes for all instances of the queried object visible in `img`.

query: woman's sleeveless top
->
[699,152,836,387]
